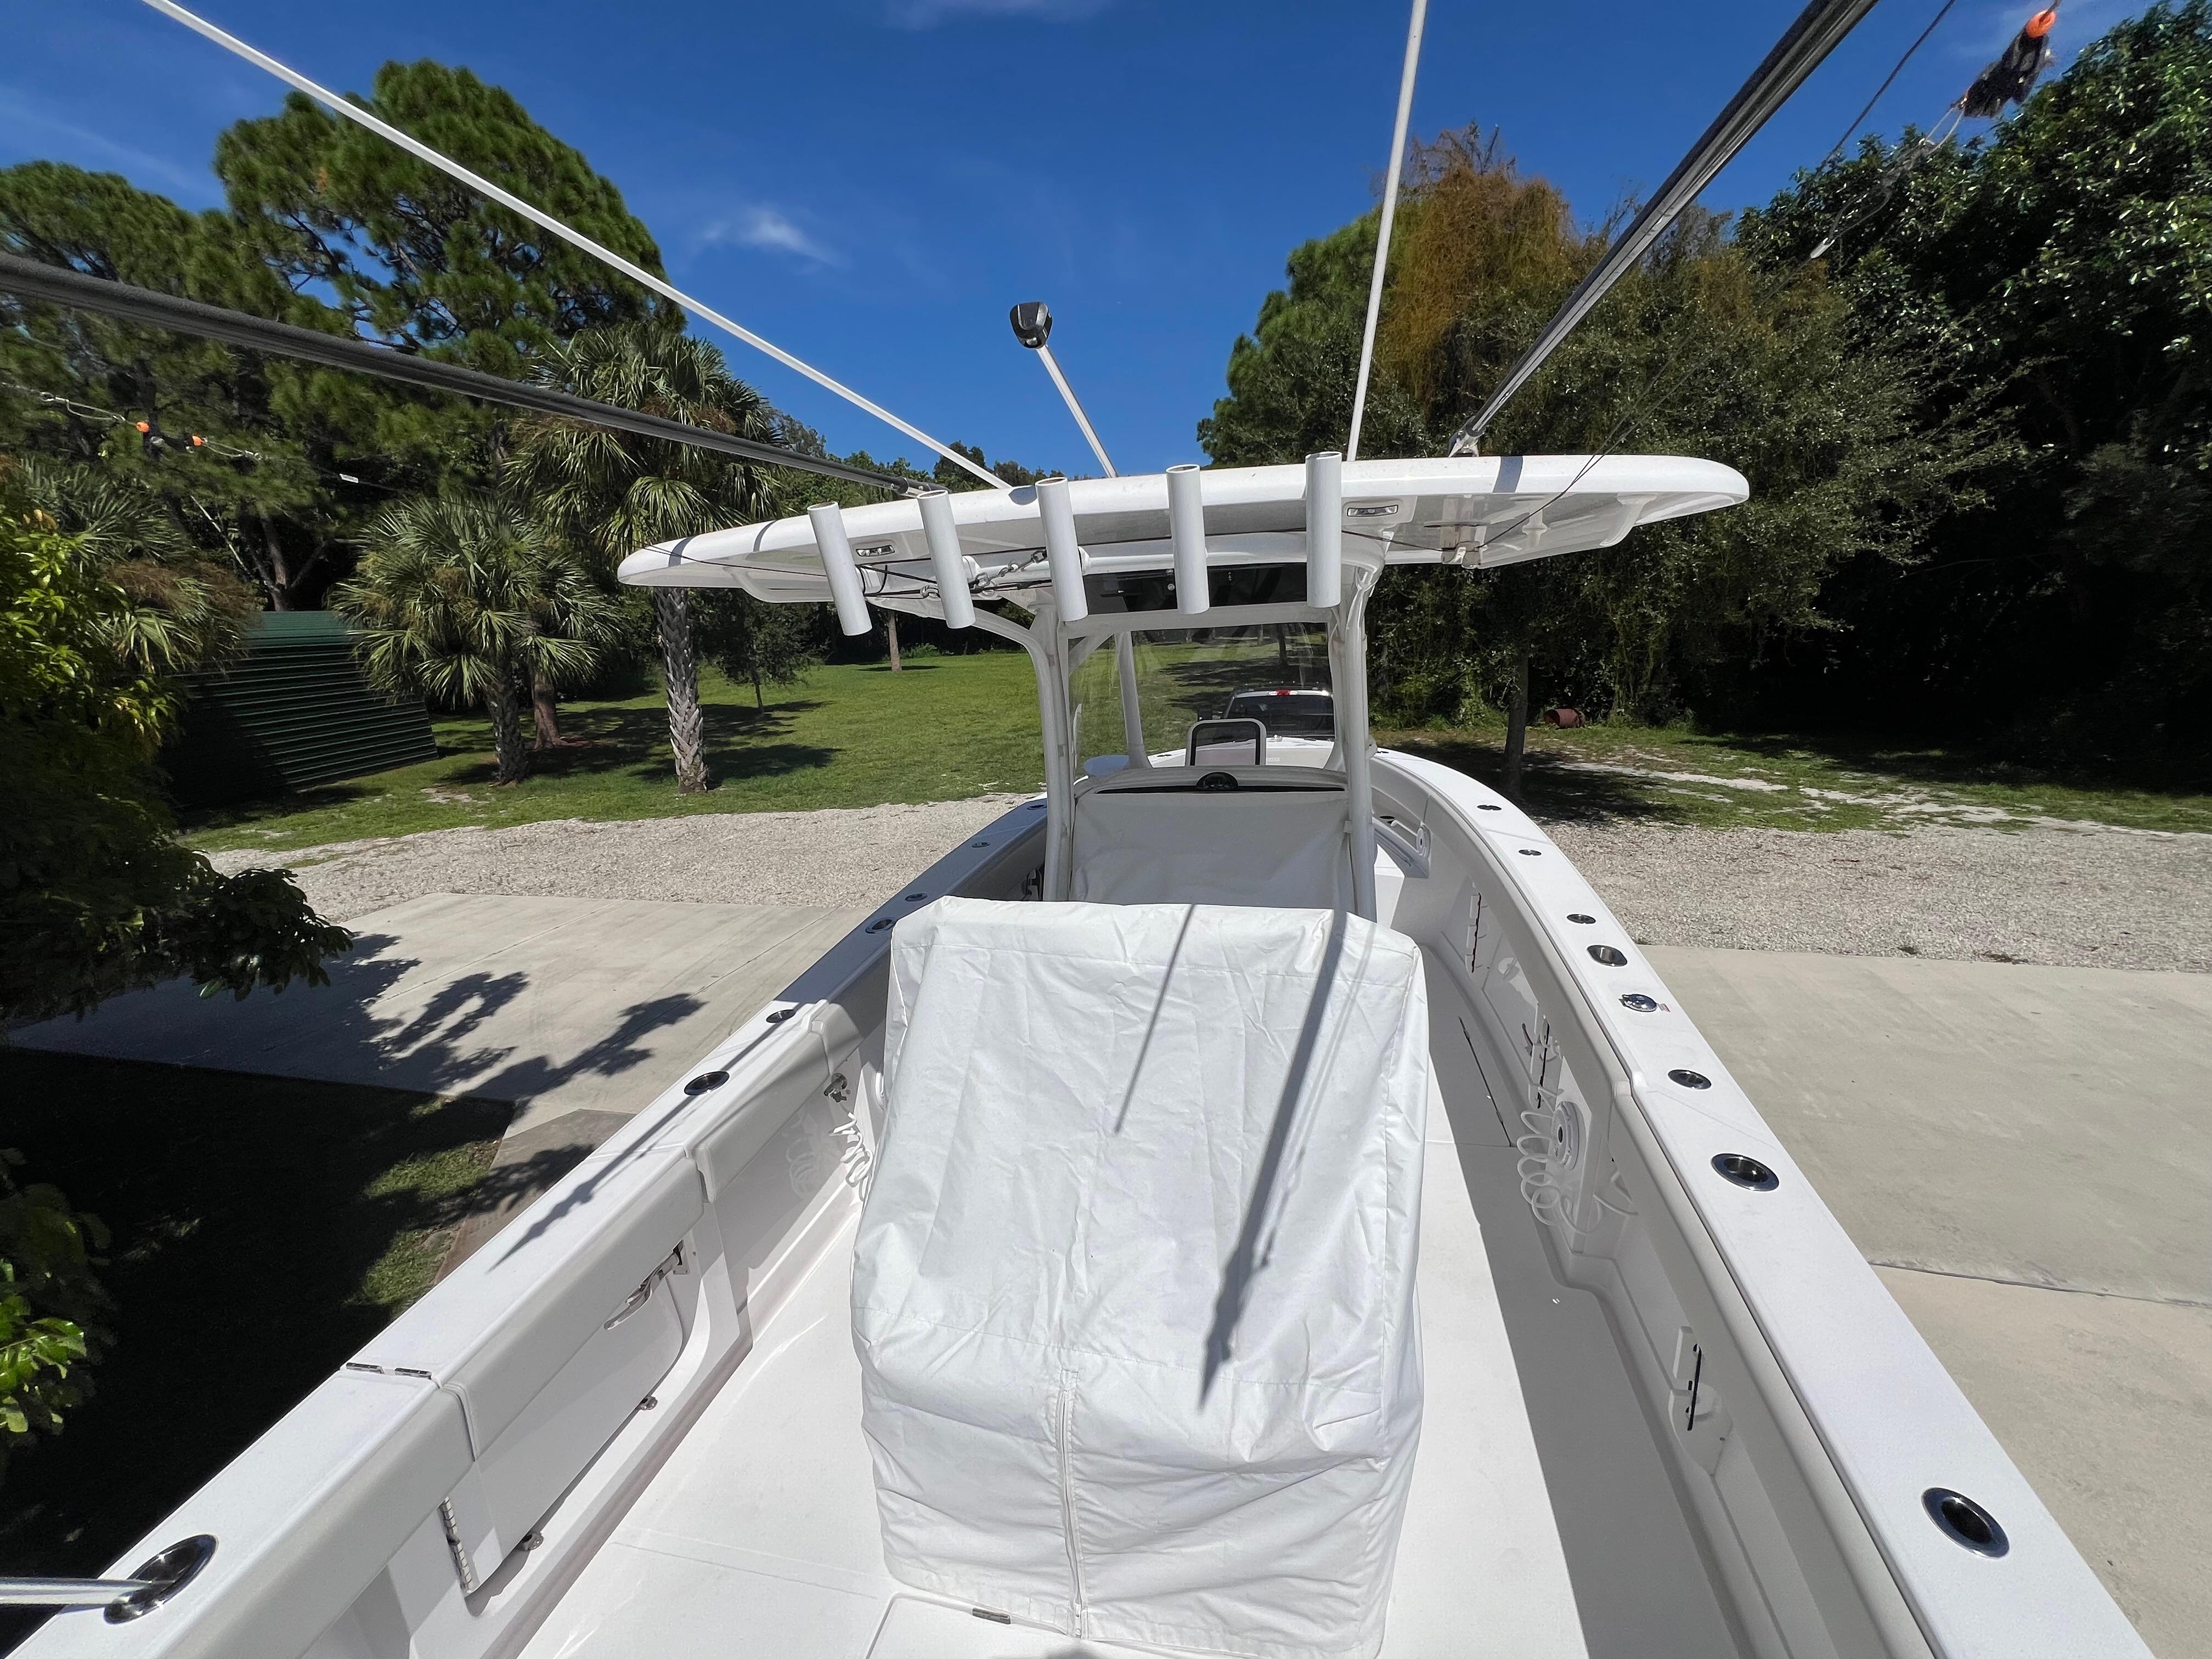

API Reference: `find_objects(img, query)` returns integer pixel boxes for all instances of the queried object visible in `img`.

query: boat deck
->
[521,960,1737,1658]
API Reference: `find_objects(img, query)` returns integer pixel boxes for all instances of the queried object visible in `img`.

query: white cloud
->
[700,206,843,267]
[888,0,1108,29]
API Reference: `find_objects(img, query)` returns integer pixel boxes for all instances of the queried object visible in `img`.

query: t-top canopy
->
[614,453,1748,601]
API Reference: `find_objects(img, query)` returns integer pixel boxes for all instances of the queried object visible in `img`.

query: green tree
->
[332,493,627,785]
[0,460,352,1026]
[507,324,782,791]
[1204,129,1995,790]
[216,61,671,381]
[0,1149,109,1482]
[0,160,404,611]
[699,591,819,708]
[1739,1,2212,757]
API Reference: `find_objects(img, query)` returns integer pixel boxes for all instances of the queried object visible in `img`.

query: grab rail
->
[0,1537,216,1622]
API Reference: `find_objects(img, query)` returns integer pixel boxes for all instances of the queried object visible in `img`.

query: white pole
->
[1116,631,1149,765]
[1037,476,1090,623]
[134,0,1008,493]
[1165,465,1211,617]
[1333,568,1381,920]
[1036,346,1118,477]
[917,489,977,629]
[1305,450,1344,608]
[1346,0,1429,464]
[807,504,873,636]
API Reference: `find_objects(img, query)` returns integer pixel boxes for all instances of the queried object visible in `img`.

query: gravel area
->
[1546,822,2212,973]
[214,801,2211,972]
[209,795,1036,923]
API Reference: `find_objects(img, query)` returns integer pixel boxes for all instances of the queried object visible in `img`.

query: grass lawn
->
[177,635,2209,851]
[0,1051,509,1582]
[184,650,1043,856]
[1379,718,2212,835]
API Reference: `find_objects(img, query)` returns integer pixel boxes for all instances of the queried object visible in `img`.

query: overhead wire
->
[134,0,1009,492]
[1805,0,2059,259]
[1813,0,1962,171]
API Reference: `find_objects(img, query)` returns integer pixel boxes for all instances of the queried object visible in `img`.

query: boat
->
[7,454,2153,1658]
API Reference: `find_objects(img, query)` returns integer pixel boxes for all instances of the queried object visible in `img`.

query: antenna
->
[136,0,1007,492]
[1346,0,1429,464]
[1009,302,1118,477]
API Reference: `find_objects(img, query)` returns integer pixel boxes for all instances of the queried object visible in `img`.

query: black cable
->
[0,252,923,495]
[1815,0,1962,170]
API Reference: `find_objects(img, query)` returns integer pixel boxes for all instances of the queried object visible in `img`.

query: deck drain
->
[1587,945,1628,966]
[1712,1153,1779,1191]
[1621,994,1659,1012]
[1668,1068,1712,1089]
[682,1070,729,1096]
[1923,1488,2008,1557]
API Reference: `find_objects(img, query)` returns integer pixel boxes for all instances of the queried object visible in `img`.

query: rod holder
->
[1037,476,1088,623]
[807,504,873,636]
[1305,451,1343,608]
[917,488,976,629]
[1165,464,1210,616]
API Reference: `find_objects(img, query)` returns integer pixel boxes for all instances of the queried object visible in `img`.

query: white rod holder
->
[808,504,873,636]
[917,488,977,629]
[1305,451,1344,608]
[1165,464,1210,617]
[1037,476,1088,623]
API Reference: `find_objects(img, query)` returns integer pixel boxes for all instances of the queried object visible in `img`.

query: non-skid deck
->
[520,958,1726,1658]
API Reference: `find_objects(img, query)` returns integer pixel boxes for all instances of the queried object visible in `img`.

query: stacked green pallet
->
[165,612,436,807]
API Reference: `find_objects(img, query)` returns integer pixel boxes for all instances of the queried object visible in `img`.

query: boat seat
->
[1070,772,1351,906]
[853,899,1428,1659]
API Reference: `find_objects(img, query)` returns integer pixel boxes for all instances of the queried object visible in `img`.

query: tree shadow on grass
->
[1386,735,1677,824]
[1696,727,2212,798]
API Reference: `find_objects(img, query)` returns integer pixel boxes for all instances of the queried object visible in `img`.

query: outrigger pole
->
[134,0,1009,492]
[0,252,925,495]
[1447,0,1882,454]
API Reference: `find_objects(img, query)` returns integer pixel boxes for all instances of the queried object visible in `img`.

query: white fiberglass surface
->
[519,967,1591,1659]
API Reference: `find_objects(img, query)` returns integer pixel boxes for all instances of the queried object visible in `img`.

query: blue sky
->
[1,0,2139,477]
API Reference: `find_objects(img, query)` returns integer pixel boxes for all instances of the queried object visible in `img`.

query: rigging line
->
[134,0,1008,494]
[1814,0,1962,170]
[0,250,923,493]
[1346,0,1429,465]
[1448,0,1880,455]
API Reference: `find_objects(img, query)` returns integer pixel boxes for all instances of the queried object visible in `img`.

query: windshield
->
[1070,623,1331,765]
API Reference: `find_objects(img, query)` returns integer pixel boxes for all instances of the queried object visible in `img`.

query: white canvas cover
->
[853,898,1428,1659]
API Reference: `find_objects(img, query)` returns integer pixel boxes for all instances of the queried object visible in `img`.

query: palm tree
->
[332,494,626,785]
[507,324,778,793]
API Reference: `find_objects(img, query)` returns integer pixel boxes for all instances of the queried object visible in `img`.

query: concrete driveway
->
[1652,947,2212,1657]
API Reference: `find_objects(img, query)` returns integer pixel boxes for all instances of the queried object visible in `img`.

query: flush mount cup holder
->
[1668,1068,1712,1090]
[105,1535,217,1623]
[1567,912,1596,924]
[1587,945,1629,966]
[1923,1488,2009,1557]
[1621,994,1660,1013]
[1712,1153,1779,1191]
[682,1070,729,1096]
